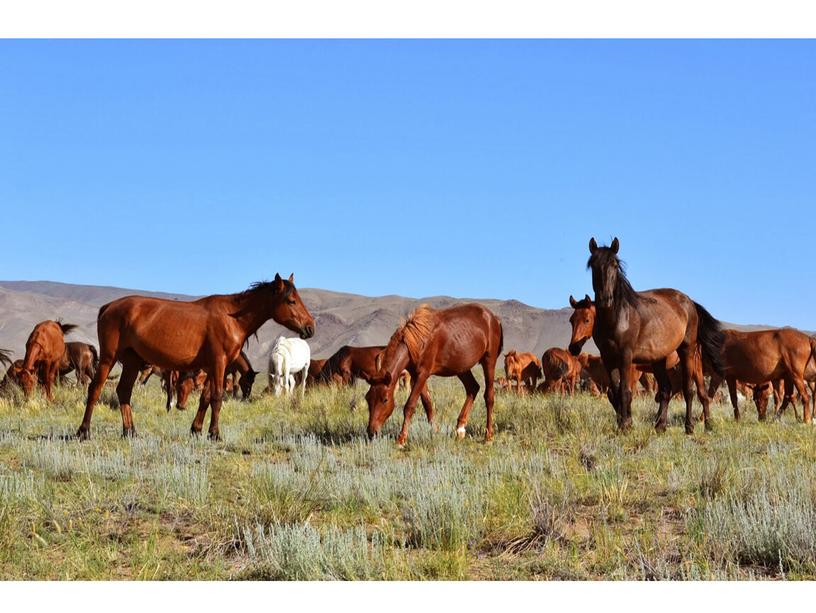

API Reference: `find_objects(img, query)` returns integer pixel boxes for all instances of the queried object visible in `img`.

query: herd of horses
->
[2,240,815,445]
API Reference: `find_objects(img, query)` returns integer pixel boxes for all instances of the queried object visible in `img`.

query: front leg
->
[397,372,431,446]
[618,352,634,431]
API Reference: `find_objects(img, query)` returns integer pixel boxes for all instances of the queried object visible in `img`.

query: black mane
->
[245,279,293,299]
[587,248,641,309]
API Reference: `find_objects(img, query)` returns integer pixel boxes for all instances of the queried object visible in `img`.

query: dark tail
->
[497,323,504,358]
[0,348,12,368]
[542,350,570,379]
[89,344,99,370]
[57,319,78,335]
[694,302,725,377]
[97,302,112,320]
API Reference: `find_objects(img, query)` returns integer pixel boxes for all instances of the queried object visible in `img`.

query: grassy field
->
[1,375,815,580]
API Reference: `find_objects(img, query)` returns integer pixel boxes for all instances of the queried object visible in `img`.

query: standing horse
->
[504,350,542,393]
[269,336,311,397]
[319,345,387,385]
[59,342,99,387]
[77,274,315,440]
[365,303,503,445]
[540,347,582,395]
[584,238,723,433]
[19,320,77,400]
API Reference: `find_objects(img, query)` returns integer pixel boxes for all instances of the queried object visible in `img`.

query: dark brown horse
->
[583,238,723,434]
[224,350,257,400]
[59,342,99,387]
[20,320,77,400]
[366,303,503,445]
[319,345,386,385]
[707,328,815,422]
[78,274,315,440]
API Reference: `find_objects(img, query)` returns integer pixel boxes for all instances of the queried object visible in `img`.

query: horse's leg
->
[419,384,435,428]
[727,377,740,420]
[300,366,307,398]
[207,361,227,440]
[652,362,672,433]
[707,373,722,404]
[77,354,116,440]
[676,347,697,435]
[482,355,497,442]
[691,355,712,430]
[619,352,634,431]
[116,356,141,437]
[190,381,211,435]
[396,372,431,446]
[165,371,174,411]
[454,370,481,440]
[44,361,57,401]
[792,375,811,424]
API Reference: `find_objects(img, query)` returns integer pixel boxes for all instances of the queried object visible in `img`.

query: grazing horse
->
[269,336,311,397]
[77,274,315,440]
[59,342,99,387]
[224,350,257,400]
[19,320,77,400]
[540,347,582,395]
[584,238,723,434]
[504,350,542,393]
[175,370,208,411]
[319,345,387,385]
[706,328,815,423]
[366,303,503,445]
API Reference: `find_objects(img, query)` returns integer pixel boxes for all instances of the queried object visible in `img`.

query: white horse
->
[268,335,311,397]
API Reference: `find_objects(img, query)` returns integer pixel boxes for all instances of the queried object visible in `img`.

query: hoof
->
[177,405,187,411]
[122,427,137,438]
[208,432,221,441]
[684,424,695,435]
[704,421,714,432]
[456,426,466,439]
[76,428,90,441]
[190,427,202,437]
[654,422,667,434]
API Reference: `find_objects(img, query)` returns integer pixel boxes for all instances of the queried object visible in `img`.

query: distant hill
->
[0,279,781,372]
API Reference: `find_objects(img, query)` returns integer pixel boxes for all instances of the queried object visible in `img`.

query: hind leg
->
[77,355,117,440]
[116,354,141,437]
[691,357,712,430]
[652,362,672,433]
[676,348,697,434]
[727,377,740,420]
[792,376,811,424]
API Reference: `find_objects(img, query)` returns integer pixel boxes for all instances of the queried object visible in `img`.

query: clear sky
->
[1,40,814,328]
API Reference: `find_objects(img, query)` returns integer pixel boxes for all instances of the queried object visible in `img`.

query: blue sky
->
[0,40,814,328]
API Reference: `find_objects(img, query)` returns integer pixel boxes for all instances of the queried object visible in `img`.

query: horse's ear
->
[273,273,284,292]
[274,273,282,282]
[584,294,592,304]
[288,273,294,284]
[569,295,578,308]
[589,238,598,253]
[374,352,384,372]
[611,237,620,253]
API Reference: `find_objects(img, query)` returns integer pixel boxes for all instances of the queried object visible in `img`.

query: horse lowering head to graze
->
[706,328,816,423]
[19,320,77,400]
[224,351,257,400]
[1,358,24,392]
[540,347,582,396]
[365,303,503,445]
[587,237,723,434]
[77,273,315,441]
[175,370,208,411]
[319,346,386,386]
[568,295,595,356]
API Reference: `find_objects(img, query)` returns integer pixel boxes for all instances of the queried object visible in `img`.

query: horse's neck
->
[228,292,275,338]
[385,343,411,379]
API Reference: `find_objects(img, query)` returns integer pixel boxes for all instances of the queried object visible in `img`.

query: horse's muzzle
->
[300,324,315,339]
[568,342,584,356]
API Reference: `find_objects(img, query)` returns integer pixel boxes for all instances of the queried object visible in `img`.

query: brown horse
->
[175,370,208,411]
[706,328,815,422]
[224,350,257,400]
[19,320,77,400]
[319,345,387,385]
[540,347,582,395]
[584,238,723,434]
[366,303,503,445]
[59,342,99,387]
[78,274,315,440]
[504,350,542,393]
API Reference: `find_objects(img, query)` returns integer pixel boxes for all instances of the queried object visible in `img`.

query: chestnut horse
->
[504,350,542,393]
[59,342,99,387]
[319,345,386,385]
[78,274,315,440]
[584,238,723,433]
[706,328,816,422]
[366,303,503,445]
[20,320,77,400]
[540,347,582,395]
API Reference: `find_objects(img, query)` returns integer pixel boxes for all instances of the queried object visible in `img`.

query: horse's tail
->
[807,336,816,372]
[0,348,12,368]
[542,350,569,380]
[497,322,504,358]
[57,320,78,335]
[694,302,725,377]
[89,344,99,371]
[97,303,112,320]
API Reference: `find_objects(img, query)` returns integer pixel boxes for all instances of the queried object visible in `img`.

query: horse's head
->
[751,382,772,420]
[269,274,316,340]
[568,293,595,355]
[18,367,36,397]
[175,372,200,411]
[365,370,395,439]
[587,237,621,309]
[240,369,257,400]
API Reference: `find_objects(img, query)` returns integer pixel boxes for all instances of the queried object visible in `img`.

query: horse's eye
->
[287,299,296,305]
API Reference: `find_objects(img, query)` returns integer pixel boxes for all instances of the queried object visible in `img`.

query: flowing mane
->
[587,248,644,309]
[389,304,441,363]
